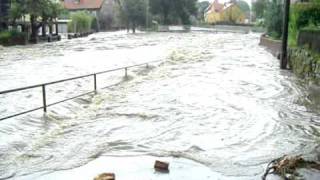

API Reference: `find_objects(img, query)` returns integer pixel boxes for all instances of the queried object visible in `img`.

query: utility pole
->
[281,0,291,69]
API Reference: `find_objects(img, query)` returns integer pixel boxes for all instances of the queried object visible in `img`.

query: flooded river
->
[0,31,320,179]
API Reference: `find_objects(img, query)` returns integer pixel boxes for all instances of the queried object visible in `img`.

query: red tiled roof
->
[63,0,104,10]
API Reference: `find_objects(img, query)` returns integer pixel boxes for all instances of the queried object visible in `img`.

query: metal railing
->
[0,60,161,121]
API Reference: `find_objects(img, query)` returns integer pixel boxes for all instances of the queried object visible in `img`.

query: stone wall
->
[259,35,282,57]
[289,47,320,84]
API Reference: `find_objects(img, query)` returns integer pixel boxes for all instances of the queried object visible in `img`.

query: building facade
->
[205,0,245,24]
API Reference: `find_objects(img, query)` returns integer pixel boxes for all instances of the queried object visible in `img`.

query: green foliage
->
[149,0,197,25]
[0,31,11,44]
[123,0,147,26]
[0,30,25,45]
[236,0,250,13]
[68,12,93,33]
[289,3,320,46]
[264,0,283,39]
[173,0,198,25]
[9,0,26,22]
[91,17,98,31]
[252,0,268,19]
[197,1,210,21]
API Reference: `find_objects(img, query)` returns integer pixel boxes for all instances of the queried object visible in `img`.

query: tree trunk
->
[30,15,38,43]
[126,22,130,33]
[55,22,59,35]
[49,23,53,35]
[42,22,46,37]
[132,22,136,34]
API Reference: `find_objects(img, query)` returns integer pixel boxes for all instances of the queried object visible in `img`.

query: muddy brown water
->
[0,31,320,179]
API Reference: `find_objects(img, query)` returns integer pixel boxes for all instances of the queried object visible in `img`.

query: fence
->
[0,60,161,121]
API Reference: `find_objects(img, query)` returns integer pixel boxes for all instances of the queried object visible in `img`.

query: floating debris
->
[154,160,169,173]
[94,173,115,180]
[262,155,320,180]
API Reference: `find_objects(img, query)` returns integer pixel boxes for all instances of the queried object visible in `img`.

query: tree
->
[172,0,197,25]
[9,0,26,29]
[197,1,210,22]
[119,0,147,33]
[252,0,268,19]
[149,0,172,24]
[264,0,283,39]
[8,0,63,41]
[149,0,197,25]
[236,0,250,13]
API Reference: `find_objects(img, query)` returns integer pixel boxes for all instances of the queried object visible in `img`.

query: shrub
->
[289,3,320,46]
[0,30,26,45]
[68,11,93,33]
[0,31,11,44]
[91,17,98,31]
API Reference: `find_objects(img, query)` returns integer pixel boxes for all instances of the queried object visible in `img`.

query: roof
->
[205,0,224,14]
[212,0,224,13]
[63,0,104,10]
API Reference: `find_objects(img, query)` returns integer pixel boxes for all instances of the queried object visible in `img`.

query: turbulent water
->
[0,31,320,180]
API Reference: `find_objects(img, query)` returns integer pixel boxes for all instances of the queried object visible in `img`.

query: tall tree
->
[117,0,147,33]
[19,0,62,41]
[149,0,172,24]
[252,0,268,19]
[264,0,283,39]
[236,0,250,13]
[149,0,197,25]
[9,0,26,29]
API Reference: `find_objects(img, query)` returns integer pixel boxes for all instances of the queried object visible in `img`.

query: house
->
[62,0,104,12]
[204,0,224,24]
[61,0,105,31]
[204,0,245,24]
[220,3,245,24]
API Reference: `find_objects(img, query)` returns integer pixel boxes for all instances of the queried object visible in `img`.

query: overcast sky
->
[199,0,252,7]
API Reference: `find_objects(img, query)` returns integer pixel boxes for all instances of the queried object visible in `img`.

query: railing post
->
[125,67,128,77]
[93,74,97,92]
[42,85,47,113]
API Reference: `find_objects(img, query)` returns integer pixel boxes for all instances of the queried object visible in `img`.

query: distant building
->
[61,0,105,31]
[204,0,224,24]
[204,0,245,24]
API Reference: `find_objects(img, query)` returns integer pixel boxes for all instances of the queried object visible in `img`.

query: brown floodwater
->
[0,31,320,180]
